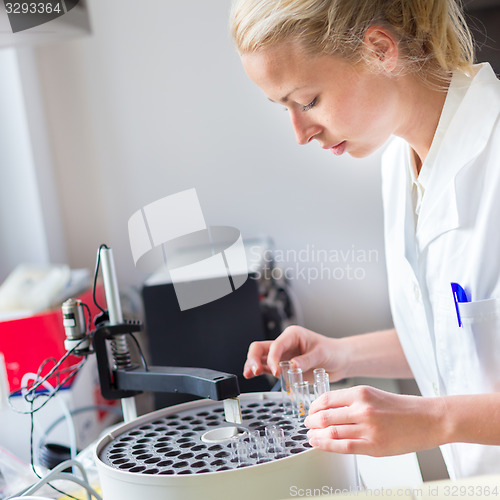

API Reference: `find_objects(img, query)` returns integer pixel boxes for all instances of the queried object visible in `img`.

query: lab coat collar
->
[415,63,500,252]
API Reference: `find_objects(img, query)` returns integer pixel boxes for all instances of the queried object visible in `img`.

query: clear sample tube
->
[248,429,260,458]
[249,429,268,462]
[264,425,276,458]
[235,438,250,466]
[273,426,286,457]
[293,380,310,419]
[313,369,330,400]
[288,368,303,417]
[279,361,293,414]
[265,425,286,458]
[287,367,303,385]
[230,435,240,461]
[255,435,268,463]
[265,424,278,442]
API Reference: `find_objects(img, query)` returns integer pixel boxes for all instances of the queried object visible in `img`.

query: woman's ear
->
[363,26,399,72]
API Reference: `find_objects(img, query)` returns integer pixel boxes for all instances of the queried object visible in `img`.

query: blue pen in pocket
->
[451,282,470,327]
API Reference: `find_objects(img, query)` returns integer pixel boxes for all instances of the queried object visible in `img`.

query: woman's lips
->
[329,141,346,156]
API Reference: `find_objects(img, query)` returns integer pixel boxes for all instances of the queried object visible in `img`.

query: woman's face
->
[241,42,403,158]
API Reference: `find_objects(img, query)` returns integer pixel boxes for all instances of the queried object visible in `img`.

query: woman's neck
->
[395,75,450,174]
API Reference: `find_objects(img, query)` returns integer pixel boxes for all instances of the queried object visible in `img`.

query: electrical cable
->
[20,374,78,469]
[8,355,87,414]
[38,405,123,453]
[26,382,80,500]
[34,357,59,390]
[8,244,144,498]
[23,472,101,500]
[81,301,93,339]
[8,342,87,409]
[7,334,90,499]
[128,332,148,371]
[10,459,102,500]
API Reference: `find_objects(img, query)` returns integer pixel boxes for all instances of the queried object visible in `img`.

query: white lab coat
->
[381,63,500,479]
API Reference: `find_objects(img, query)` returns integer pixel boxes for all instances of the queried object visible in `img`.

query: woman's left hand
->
[304,385,446,457]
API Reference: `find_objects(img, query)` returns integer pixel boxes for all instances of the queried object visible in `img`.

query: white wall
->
[33,0,392,337]
[0,48,66,282]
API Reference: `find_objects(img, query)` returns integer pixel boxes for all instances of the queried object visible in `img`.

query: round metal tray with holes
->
[95,392,359,500]
[100,393,311,475]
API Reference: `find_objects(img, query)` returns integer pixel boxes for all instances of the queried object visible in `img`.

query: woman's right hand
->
[243,325,348,381]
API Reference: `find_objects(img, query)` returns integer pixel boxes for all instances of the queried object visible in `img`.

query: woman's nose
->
[289,111,322,145]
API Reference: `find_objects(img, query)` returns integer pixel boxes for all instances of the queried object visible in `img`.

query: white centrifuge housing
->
[95,392,359,500]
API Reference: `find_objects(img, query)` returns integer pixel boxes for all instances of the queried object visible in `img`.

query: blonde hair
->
[230,0,474,82]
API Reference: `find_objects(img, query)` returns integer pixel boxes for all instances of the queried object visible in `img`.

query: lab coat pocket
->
[458,297,500,392]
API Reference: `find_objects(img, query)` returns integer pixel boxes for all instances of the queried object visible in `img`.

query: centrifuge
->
[95,392,359,500]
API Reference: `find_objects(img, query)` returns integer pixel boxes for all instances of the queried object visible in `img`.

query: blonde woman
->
[232,0,500,479]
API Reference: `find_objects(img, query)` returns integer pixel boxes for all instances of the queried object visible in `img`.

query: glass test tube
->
[313,369,330,399]
[293,380,310,419]
[249,429,268,462]
[287,368,303,418]
[230,435,240,461]
[231,435,250,466]
[279,361,293,414]
[265,425,286,457]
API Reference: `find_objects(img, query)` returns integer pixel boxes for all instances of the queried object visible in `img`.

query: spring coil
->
[110,334,133,370]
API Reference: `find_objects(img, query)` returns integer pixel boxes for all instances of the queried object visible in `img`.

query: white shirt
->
[382,63,500,479]
[408,71,469,221]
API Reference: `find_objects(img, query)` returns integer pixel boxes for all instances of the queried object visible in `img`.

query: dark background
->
[465,0,500,73]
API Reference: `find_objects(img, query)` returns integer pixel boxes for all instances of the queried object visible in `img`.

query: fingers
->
[243,341,273,378]
[303,388,366,455]
[243,326,303,378]
[267,328,302,376]
[304,387,420,457]
[244,325,326,378]
[288,349,325,374]
[308,387,356,415]
[307,427,366,455]
[304,406,353,429]
[304,403,365,455]
[308,424,361,442]
[267,325,319,376]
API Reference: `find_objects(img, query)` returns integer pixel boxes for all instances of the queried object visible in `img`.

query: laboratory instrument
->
[95,392,358,500]
[60,246,357,499]
[61,246,242,425]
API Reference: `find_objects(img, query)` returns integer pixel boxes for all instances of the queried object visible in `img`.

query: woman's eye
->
[302,97,318,112]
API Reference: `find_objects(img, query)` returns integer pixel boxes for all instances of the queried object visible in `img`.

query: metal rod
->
[100,247,123,325]
[100,247,137,422]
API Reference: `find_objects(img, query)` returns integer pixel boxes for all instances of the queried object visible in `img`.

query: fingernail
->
[252,363,258,375]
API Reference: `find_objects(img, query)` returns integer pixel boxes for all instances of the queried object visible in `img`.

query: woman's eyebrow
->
[268,86,305,104]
